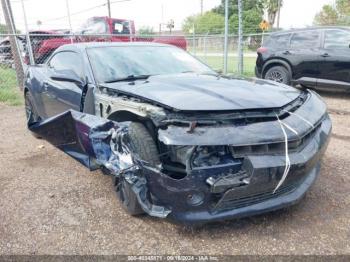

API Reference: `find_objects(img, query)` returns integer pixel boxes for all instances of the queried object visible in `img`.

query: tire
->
[24,91,41,138]
[114,122,160,216]
[264,66,291,85]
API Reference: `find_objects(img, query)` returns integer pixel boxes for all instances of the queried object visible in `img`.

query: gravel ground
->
[0,90,349,255]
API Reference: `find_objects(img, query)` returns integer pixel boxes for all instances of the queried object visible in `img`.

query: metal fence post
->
[65,0,74,44]
[1,0,25,87]
[223,0,228,74]
[204,31,209,62]
[192,24,196,56]
[237,0,243,75]
[20,0,34,65]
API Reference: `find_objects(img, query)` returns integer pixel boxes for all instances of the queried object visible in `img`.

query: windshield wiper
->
[104,74,152,83]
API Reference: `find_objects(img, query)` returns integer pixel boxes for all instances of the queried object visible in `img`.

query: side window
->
[82,19,107,34]
[113,21,130,34]
[290,31,320,49]
[324,30,350,49]
[272,34,291,48]
[48,52,83,77]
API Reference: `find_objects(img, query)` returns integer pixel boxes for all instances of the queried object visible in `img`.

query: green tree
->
[314,0,350,26]
[336,0,350,16]
[229,8,264,33]
[314,5,339,25]
[0,24,8,34]
[212,0,264,18]
[182,0,265,34]
[336,0,350,24]
[182,11,225,34]
[213,0,264,33]
[262,0,283,28]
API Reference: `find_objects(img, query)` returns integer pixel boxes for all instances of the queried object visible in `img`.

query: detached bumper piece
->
[28,110,125,170]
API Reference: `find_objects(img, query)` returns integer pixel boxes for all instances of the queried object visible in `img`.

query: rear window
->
[290,31,320,49]
[324,29,350,49]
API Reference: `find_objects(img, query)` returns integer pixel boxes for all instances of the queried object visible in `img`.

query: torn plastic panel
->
[27,110,171,218]
[28,110,127,171]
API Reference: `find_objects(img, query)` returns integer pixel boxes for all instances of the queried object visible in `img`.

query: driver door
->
[42,51,84,117]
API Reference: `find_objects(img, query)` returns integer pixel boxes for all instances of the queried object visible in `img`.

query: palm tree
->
[264,0,283,28]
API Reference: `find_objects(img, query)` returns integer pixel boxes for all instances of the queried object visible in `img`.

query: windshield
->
[87,46,215,83]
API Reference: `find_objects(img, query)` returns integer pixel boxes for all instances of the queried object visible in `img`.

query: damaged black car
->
[24,42,331,225]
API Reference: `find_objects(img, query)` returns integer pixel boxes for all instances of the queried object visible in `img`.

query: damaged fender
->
[27,110,171,218]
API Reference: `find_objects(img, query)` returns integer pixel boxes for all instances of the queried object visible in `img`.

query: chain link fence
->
[0,32,26,105]
[0,32,267,85]
[188,33,268,75]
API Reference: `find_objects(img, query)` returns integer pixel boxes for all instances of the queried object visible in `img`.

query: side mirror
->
[50,69,85,88]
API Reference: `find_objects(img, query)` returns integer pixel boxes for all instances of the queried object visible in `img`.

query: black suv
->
[255,27,350,90]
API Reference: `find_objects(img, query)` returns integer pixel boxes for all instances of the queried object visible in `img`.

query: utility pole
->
[237,0,243,75]
[223,0,228,74]
[107,0,111,18]
[1,0,25,87]
[65,0,73,42]
[200,0,203,15]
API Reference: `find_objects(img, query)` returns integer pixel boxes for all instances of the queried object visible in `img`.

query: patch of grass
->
[197,55,256,77]
[0,66,23,106]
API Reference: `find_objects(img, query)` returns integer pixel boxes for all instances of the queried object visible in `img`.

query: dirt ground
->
[0,90,349,255]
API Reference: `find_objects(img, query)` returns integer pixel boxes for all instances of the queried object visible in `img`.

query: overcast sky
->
[2,0,334,33]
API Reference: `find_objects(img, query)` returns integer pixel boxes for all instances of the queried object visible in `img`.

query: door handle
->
[321,53,330,57]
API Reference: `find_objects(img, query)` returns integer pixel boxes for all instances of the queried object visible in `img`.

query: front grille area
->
[229,122,322,158]
[212,179,301,212]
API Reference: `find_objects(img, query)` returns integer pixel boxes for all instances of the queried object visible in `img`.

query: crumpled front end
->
[142,90,331,225]
[28,90,331,225]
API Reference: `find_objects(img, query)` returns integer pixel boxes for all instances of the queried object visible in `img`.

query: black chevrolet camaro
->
[24,42,331,225]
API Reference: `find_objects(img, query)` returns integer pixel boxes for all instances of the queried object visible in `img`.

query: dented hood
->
[102,74,301,111]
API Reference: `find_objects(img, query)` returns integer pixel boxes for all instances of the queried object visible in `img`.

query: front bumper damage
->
[28,91,331,225]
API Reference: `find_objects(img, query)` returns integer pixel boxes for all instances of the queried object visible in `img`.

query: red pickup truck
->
[27,17,187,64]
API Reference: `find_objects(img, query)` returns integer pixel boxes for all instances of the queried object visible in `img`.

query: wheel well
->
[107,110,144,123]
[107,110,157,140]
[262,61,292,78]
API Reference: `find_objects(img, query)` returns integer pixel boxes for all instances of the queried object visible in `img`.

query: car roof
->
[269,26,350,36]
[56,42,173,52]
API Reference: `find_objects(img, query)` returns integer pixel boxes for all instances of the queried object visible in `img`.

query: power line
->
[42,0,131,23]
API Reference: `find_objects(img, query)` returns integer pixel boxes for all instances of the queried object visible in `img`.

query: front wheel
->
[264,66,291,85]
[114,122,160,216]
[24,91,41,138]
